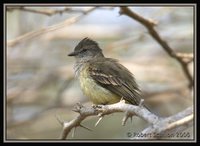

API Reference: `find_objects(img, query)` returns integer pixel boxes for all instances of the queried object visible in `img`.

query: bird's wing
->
[88,58,142,105]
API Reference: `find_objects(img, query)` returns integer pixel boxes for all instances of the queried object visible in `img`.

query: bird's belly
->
[79,73,119,105]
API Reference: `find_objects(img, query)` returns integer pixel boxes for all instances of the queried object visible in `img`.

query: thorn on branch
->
[55,114,64,126]
[122,111,135,126]
[120,97,126,103]
[95,116,103,127]
[72,127,76,138]
[79,124,92,131]
[139,99,144,107]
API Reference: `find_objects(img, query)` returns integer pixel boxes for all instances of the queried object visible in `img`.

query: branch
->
[59,101,193,140]
[60,100,159,140]
[6,7,87,16]
[7,7,96,48]
[119,7,193,89]
[133,106,193,139]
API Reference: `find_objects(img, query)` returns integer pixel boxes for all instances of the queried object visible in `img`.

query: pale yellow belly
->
[79,68,120,104]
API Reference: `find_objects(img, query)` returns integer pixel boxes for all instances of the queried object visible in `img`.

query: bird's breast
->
[79,66,119,105]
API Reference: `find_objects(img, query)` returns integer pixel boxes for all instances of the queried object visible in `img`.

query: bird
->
[68,38,144,106]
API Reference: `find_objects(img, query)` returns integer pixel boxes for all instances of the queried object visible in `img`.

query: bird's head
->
[68,38,104,61]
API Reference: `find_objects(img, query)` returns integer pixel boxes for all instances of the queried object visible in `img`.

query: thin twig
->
[7,7,96,48]
[119,7,193,89]
[7,7,87,16]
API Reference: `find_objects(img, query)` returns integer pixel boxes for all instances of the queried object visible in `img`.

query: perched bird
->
[68,38,144,106]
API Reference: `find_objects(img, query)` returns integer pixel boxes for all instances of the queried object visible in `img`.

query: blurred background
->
[6,6,194,140]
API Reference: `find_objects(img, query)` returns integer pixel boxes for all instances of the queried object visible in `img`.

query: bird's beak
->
[68,51,78,56]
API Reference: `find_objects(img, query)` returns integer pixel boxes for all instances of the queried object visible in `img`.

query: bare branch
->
[133,106,193,139]
[59,101,193,140]
[7,7,96,48]
[6,6,88,16]
[60,100,160,140]
[119,7,193,89]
